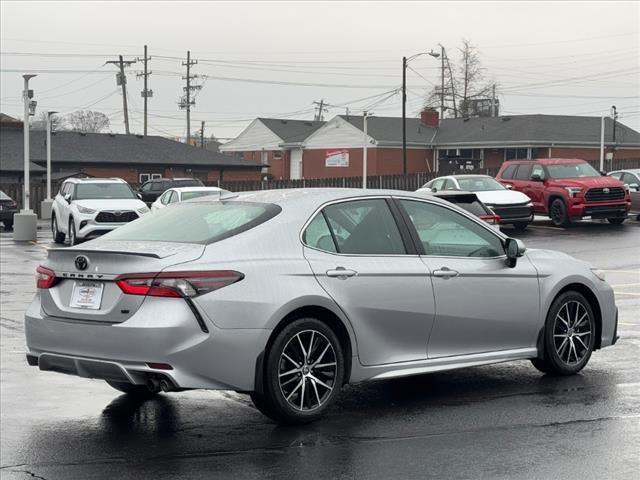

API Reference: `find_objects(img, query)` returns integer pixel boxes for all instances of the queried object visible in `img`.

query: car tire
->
[3,221,13,230]
[52,214,65,243]
[105,380,159,398]
[512,222,528,231]
[549,198,570,227]
[255,318,345,424]
[68,218,78,246]
[531,291,596,376]
[607,217,625,225]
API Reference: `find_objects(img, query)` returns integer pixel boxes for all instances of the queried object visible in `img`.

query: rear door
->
[397,198,540,358]
[303,197,436,366]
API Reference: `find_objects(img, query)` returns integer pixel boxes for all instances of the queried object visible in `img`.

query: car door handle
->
[432,267,459,279]
[326,268,358,279]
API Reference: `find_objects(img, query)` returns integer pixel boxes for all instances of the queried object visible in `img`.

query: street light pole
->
[402,50,440,175]
[14,74,38,241]
[363,111,369,189]
[41,110,58,220]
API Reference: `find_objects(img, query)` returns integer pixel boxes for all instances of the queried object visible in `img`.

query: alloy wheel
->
[278,329,337,412]
[553,300,592,365]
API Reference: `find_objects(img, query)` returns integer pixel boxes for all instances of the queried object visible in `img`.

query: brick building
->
[220,111,640,179]
[0,119,263,185]
[220,118,325,179]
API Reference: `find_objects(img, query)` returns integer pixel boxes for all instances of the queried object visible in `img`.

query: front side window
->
[546,162,600,179]
[104,201,281,244]
[167,191,178,204]
[400,200,504,258]
[74,183,136,200]
[514,164,533,180]
[531,165,545,180]
[159,190,172,205]
[442,179,457,190]
[431,178,446,191]
[321,199,405,255]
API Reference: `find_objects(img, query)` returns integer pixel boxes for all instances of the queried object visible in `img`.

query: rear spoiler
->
[47,247,162,258]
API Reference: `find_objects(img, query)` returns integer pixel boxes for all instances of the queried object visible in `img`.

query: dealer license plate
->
[69,281,104,310]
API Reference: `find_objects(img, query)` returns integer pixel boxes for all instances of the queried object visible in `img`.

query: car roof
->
[610,168,640,175]
[448,174,491,180]
[65,177,126,184]
[511,158,587,165]
[171,186,223,193]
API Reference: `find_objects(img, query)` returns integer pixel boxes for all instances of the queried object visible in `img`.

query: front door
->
[521,163,547,212]
[290,149,303,180]
[302,198,435,366]
[397,198,540,358]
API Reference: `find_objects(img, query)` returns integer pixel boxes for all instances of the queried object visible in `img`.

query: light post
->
[363,111,370,189]
[402,49,439,175]
[40,110,58,220]
[13,74,38,241]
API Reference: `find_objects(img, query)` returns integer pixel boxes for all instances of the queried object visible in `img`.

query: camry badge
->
[603,188,610,194]
[75,255,89,271]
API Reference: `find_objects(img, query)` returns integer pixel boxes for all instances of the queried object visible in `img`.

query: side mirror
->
[431,187,438,193]
[530,174,543,182]
[505,184,513,190]
[137,193,143,200]
[505,237,526,268]
[600,170,607,176]
[63,193,71,203]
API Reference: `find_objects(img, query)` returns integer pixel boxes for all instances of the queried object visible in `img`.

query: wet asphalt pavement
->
[1,218,639,479]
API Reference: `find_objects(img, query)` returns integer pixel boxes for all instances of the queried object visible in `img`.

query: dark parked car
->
[0,190,18,230]
[137,178,204,205]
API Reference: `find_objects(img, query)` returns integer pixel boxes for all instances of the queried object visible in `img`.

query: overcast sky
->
[1,1,638,140]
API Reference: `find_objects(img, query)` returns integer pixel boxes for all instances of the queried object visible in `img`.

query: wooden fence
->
[2,157,639,216]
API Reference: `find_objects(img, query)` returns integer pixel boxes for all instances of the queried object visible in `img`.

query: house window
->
[139,173,150,184]
[530,148,542,160]
[273,151,283,160]
[505,148,528,160]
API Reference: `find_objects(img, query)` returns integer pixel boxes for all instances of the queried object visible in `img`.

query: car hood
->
[74,199,148,211]
[475,189,531,205]
[525,248,593,273]
[546,176,624,188]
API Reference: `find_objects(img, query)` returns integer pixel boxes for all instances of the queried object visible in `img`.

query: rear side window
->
[442,196,490,217]
[303,214,337,253]
[150,181,165,192]
[104,201,281,244]
[514,164,532,180]
[320,199,406,255]
[501,164,518,179]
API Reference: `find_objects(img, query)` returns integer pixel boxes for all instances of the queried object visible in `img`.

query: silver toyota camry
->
[25,189,619,423]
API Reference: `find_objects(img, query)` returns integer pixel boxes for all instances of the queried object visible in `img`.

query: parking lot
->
[1,218,639,480]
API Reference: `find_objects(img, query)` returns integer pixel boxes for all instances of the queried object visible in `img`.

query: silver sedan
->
[25,189,619,423]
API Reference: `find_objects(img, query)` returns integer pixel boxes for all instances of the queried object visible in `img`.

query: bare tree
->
[424,40,497,118]
[64,110,110,133]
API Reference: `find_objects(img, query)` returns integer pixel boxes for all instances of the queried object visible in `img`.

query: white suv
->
[51,178,150,245]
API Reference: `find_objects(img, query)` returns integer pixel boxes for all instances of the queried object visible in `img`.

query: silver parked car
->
[26,189,619,423]
[608,169,640,219]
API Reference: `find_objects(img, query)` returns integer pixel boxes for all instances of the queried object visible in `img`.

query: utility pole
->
[346,107,350,119]
[200,120,205,148]
[137,45,152,136]
[610,105,618,168]
[402,56,407,175]
[107,55,136,134]
[440,45,445,119]
[179,51,200,143]
[491,84,496,117]
[599,115,605,172]
[313,99,327,121]
[363,111,369,189]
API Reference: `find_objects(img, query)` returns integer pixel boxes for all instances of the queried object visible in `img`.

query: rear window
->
[103,201,281,244]
[174,179,204,187]
[442,196,490,217]
[0,191,10,200]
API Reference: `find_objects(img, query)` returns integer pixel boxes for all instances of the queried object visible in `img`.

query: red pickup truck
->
[496,158,631,226]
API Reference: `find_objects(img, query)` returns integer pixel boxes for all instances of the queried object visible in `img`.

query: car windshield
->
[456,177,505,192]
[546,162,600,179]
[103,201,281,244]
[0,191,10,200]
[75,183,136,200]
[181,191,220,201]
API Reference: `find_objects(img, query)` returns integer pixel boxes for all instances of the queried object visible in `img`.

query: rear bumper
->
[25,294,270,391]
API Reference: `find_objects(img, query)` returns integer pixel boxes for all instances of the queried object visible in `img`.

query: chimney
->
[420,109,439,128]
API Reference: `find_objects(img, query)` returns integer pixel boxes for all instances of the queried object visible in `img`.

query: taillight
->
[116,271,244,298]
[36,266,58,289]
[480,215,501,225]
